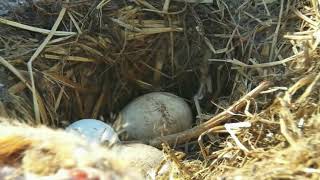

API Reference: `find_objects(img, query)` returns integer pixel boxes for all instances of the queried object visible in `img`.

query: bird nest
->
[1,0,320,179]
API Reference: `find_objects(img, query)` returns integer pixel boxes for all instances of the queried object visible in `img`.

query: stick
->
[148,81,271,147]
[0,18,75,36]
[27,7,67,124]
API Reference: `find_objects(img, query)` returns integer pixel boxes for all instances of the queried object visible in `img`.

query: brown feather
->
[0,136,32,166]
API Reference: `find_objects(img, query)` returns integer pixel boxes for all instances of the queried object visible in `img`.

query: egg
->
[110,143,164,177]
[114,92,193,140]
[66,119,120,145]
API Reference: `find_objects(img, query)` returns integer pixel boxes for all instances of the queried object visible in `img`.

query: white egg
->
[114,92,193,140]
[66,119,120,144]
[111,143,163,177]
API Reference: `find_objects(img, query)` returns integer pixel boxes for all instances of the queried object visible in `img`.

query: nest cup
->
[2,0,315,179]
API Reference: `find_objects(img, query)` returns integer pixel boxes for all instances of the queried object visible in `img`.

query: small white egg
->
[111,143,163,177]
[114,92,193,140]
[66,119,120,144]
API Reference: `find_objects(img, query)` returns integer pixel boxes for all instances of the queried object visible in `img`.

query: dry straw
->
[0,0,320,179]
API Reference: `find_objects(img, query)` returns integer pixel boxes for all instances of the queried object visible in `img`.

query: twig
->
[0,18,76,36]
[293,8,318,28]
[296,72,320,103]
[148,81,271,147]
[224,122,251,152]
[172,0,213,3]
[209,51,304,68]
[0,57,31,89]
[198,126,225,161]
[91,79,109,119]
[269,0,284,62]
[163,0,171,12]
[27,7,67,124]
[162,143,192,178]
[0,56,48,124]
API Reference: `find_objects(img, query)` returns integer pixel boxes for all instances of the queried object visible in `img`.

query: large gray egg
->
[114,92,193,140]
[66,119,120,144]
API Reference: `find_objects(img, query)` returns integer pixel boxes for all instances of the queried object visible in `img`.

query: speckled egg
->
[114,92,193,140]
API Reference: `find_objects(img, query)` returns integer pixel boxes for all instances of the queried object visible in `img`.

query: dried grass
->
[0,0,320,179]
